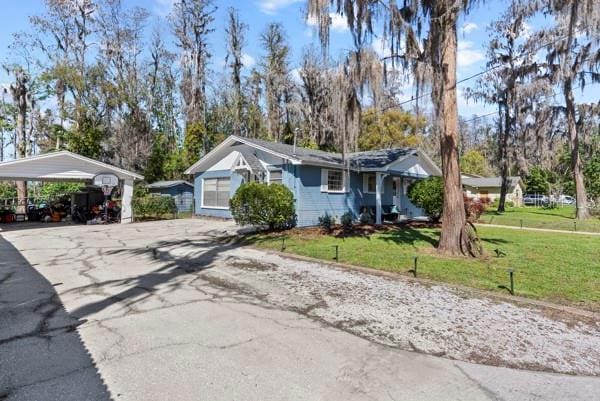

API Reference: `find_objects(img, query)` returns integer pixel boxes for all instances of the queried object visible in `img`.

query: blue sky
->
[1,0,598,120]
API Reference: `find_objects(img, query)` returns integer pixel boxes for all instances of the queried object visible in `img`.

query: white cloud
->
[258,0,302,15]
[306,13,348,32]
[457,41,485,67]
[242,53,256,69]
[461,22,478,34]
[329,13,348,32]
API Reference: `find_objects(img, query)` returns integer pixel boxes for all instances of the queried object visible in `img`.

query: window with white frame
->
[363,174,384,194]
[366,174,376,193]
[269,169,282,184]
[321,169,345,192]
[202,177,231,208]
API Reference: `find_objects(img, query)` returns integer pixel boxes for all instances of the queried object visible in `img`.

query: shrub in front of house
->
[230,182,296,230]
[340,211,354,231]
[407,177,443,222]
[132,195,177,219]
[359,207,373,224]
[318,212,335,233]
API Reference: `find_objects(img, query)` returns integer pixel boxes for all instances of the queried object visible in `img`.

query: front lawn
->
[245,226,600,312]
[480,206,600,232]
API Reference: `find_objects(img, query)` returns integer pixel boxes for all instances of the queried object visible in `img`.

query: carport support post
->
[121,179,134,224]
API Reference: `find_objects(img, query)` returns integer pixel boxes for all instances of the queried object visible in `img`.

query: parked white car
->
[557,195,575,205]
[523,194,549,206]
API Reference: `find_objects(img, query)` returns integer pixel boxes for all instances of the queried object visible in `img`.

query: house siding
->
[294,165,360,227]
[192,146,430,225]
[148,184,194,213]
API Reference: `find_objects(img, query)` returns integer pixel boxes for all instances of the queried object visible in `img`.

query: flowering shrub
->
[464,195,489,222]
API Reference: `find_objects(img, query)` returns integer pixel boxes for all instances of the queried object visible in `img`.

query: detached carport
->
[0,151,143,224]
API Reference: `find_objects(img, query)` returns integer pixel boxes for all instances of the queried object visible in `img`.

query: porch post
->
[121,179,134,224]
[375,172,383,225]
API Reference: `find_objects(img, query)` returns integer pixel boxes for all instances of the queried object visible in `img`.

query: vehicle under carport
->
[0,151,143,224]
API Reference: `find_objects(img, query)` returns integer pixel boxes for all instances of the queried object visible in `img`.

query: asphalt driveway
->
[1,219,598,401]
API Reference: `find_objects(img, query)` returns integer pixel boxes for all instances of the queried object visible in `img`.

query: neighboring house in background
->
[146,180,194,213]
[463,176,524,206]
[184,135,441,227]
[461,173,483,180]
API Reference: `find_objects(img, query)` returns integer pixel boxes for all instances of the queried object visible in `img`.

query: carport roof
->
[0,151,143,182]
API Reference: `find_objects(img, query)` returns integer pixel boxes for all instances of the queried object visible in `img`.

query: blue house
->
[146,180,194,213]
[185,135,441,226]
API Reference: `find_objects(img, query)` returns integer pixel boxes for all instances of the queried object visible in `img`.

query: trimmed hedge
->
[230,182,296,230]
[132,195,177,219]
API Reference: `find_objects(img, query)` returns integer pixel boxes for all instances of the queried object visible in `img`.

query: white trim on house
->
[206,151,240,172]
[185,136,302,175]
[200,177,231,210]
[320,168,347,193]
[231,152,251,172]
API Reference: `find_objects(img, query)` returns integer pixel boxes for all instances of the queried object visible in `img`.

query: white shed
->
[0,151,143,224]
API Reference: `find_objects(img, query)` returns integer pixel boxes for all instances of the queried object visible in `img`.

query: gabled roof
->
[0,151,143,181]
[239,136,344,166]
[234,146,267,174]
[185,135,439,175]
[147,180,193,189]
[463,176,522,189]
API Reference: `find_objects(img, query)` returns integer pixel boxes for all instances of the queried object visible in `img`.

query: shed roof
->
[146,180,193,189]
[0,151,143,182]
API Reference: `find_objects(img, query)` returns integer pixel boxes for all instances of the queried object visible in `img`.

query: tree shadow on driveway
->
[0,235,112,401]
[65,237,244,320]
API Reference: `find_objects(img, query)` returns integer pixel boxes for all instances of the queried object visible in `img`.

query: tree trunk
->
[497,101,509,213]
[15,91,27,214]
[437,20,466,255]
[565,78,589,219]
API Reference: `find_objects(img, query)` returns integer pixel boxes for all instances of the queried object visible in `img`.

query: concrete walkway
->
[1,219,598,401]
[477,223,600,236]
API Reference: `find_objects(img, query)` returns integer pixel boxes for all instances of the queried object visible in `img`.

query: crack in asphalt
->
[0,295,65,346]
[453,363,505,401]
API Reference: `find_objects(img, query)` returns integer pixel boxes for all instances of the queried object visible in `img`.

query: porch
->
[359,171,429,225]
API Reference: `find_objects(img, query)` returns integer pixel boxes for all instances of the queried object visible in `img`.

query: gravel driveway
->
[216,249,600,376]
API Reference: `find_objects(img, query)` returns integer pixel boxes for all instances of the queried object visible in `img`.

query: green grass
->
[246,226,600,311]
[480,206,600,232]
